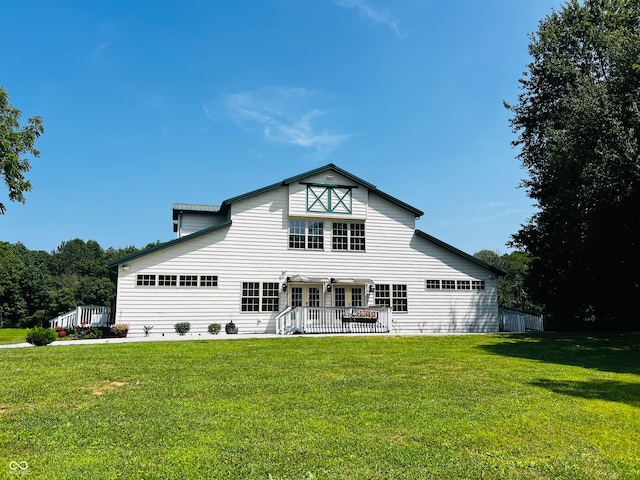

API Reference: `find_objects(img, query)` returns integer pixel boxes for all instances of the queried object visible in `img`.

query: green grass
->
[1,333,639,479]
[0,328,29,345]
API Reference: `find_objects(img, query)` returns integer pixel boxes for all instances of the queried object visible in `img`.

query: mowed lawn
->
[0,334,638,479]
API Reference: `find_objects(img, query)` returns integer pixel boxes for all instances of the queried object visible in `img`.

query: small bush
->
[208,323,221,334]
[174,322,191,335]
[25,327,57,346]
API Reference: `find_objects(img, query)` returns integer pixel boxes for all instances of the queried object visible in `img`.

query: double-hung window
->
[289,220,324,250]
[332,222,365,251]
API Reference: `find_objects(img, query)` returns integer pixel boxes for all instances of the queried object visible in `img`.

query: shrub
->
[25,327,56,346]
[208,323,221,335]
[174,322,191,335]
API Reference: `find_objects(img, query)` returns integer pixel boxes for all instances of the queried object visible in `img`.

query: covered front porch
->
[276,306,392,335]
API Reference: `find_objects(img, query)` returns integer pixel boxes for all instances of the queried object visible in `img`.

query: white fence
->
[49,306,112,329]
[499,308,544,333]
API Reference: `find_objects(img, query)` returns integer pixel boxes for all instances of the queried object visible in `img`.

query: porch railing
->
[49,306,112,329]
[276,306,392,335]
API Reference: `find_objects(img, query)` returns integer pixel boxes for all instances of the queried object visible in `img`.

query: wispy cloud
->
[335,0,409,39]
[223,86,350,160]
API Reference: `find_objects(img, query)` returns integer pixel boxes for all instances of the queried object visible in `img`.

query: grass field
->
[0,328,30,345]
[0,333,638,479]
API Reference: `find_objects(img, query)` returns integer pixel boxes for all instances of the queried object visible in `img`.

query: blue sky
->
[1,0,564,255]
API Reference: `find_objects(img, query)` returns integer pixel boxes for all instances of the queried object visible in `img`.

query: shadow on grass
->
[478,332,640,375]
[531,378,640,408]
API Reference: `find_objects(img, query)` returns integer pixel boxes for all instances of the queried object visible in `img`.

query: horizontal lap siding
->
[115,183,498,336]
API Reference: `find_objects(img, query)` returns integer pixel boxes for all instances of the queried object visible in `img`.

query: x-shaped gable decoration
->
[306,185,352,214]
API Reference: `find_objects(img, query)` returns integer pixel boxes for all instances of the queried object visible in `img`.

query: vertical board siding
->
[115,179,499,336]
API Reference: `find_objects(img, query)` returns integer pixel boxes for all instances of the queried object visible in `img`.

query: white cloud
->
[335,0,409,39]
[224,86,350,160]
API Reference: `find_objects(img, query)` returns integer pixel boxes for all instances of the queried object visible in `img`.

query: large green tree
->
[0,86,44,214]
[506,0,640,330]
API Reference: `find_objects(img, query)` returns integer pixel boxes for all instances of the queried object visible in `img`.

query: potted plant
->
[225,321,238,334]
[143,325,153,337]
[55,326,67,338]
[208,323,221,335]
[110,323,130,338]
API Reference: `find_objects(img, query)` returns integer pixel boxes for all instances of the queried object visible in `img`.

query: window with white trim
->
[158,275,177,287]
[241,282,260,312]
[200,275,218,287]
[375,284,407,312]
[457,280,471,290]
[374,284,391,307]
[332,222,365,251]
[136,274,156,286]
[472,280,485,290]
[392,284,408,312]
[261,283,280,311]
[442,280,456,290]
[180,275,198,287]
[425,280,440,289]
[289,220,324,250]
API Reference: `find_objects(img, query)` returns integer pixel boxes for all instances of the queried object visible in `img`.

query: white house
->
[107,164,502,336]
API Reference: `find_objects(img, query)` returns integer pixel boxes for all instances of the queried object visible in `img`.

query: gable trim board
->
[109,164,502,336]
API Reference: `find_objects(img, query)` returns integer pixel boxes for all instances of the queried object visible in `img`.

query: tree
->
[0,86,44,214]
[474,250,542,314]
[506,0,640,330]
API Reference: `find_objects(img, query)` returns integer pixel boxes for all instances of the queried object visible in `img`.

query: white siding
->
[114,174,498,336]
[178,213,227,237]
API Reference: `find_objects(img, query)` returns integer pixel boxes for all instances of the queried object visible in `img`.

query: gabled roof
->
[415,230,504,276]
[107,220,232,268]
[219,163,424,218]
[108,164,425,268]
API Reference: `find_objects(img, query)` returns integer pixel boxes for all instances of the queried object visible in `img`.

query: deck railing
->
[49,306,112,329]
[276,306,391,335]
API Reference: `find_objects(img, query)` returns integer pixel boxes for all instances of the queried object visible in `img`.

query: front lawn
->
[0,333,638,479]
[0,328,29,345]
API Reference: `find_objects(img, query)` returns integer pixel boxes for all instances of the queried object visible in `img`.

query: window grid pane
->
[158,275,177,287]
[457,280,471,290]
[307,222,324,250]
[136,274,156,286]
[375,284,391,307]
[241,282,260,312]
[332,222,348,250]
[200,275,218,287]
[261,282,279,311]
[392,284,408,312]
[289,220,306,249]
[425,280,440,289]
[180,275,198,287]
[350,223,365,251]
[472,281,485,290]
[442,280,456,290]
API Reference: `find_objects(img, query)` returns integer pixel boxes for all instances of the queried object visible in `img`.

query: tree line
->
[0,239,147,328]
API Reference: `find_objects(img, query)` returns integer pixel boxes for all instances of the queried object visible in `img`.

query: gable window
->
[332,222,365,251]
[472,280,485,290]
[180,275,198,287]
[306,184,352,214]
[289,220,324,250]
[200,275,218,287]
[261,283,280,311]
[241,282,260,312]
[158,275,177,287]
[136,274,156,286]
[457,280,471,290]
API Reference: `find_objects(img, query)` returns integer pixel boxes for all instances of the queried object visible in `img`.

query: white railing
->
[500,308,544,333]
[277,306,392,335]
[49,306,112,329]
